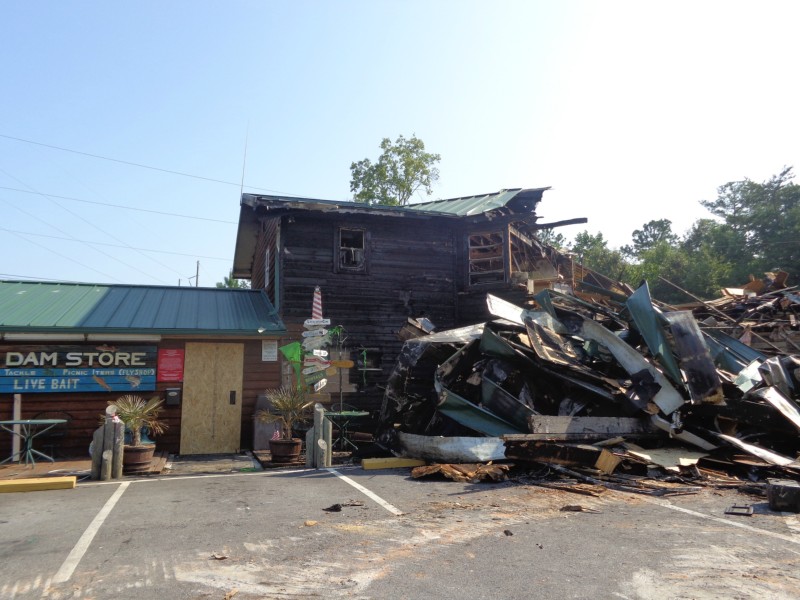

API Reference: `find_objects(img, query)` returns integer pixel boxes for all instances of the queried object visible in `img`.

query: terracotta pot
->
[269,438,302,463]
[123,444,156,474]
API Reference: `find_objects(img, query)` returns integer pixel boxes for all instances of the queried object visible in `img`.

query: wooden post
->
[313,403,326,469]
[12,394,21,461]
[323,417,332,467]
[91,427,104,480]
[112,421,124,479]
[305,429,315,467]
[100,450,112,481]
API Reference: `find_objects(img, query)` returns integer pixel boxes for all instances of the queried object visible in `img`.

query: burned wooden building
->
[232,188,589,416]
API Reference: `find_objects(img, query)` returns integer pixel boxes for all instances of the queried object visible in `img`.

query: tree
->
[350,135,441,206]
[536,228,568,250]
[216,270,250,289]
[623,219,678,258]
[700,167,799,277]
[569,231,629,280]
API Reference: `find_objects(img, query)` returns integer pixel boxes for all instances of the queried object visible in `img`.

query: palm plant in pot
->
[108,394,168,474]
[254,386,314,463]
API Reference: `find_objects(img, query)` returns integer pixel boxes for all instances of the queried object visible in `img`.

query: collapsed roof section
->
[232,187,588,280]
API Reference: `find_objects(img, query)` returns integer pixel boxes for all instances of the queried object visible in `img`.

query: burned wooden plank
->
[520,416,657,441]
[411,462,512,483]
[503,440,621,474]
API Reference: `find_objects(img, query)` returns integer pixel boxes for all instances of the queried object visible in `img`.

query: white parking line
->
[52,481,130,583]
[325,467,404,515]
[647,497,800,546]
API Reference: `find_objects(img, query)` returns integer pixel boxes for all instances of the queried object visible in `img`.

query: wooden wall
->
[0,337,281,458]
[277,213,458,417]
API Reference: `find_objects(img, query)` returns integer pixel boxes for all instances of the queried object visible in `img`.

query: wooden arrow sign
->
[314,378,327,392]
[304,318,331,328]
[301,328,328,338]
[303,356,331,368]
[302,336,329,351]
[302,364,327,375]
[303,370,326,384]
[329,359,355,369]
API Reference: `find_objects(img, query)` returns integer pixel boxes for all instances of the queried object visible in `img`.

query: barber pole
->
[312,285,323,320]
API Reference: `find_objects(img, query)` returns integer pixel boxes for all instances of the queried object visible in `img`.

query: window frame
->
[335,226,369,274]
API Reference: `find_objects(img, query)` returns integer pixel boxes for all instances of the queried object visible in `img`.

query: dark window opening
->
[339,228,366,271]
[468,232,505,285]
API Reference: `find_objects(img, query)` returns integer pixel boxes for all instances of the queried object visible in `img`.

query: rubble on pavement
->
[377,274,800,503]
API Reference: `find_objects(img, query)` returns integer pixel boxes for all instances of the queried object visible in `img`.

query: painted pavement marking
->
[324,467,404,515]
[52,481,130,583]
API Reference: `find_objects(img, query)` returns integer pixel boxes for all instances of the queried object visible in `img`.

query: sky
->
[2,1,799,287]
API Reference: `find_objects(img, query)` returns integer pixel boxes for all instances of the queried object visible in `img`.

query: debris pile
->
[379,279,800,492]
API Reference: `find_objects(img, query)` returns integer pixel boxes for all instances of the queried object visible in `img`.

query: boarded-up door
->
[180,342,244,454]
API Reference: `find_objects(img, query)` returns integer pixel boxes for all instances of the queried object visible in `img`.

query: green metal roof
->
[0,281,285,336]
[406,188,548,216]
[240,187,548,218]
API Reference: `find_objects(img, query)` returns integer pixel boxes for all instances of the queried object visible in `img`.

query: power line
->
[0,169,174,283]
[0,132,309,196]
[0,185,238,224]
[0,227,230,261]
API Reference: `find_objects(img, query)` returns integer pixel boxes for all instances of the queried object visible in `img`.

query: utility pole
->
[195,260,199,287]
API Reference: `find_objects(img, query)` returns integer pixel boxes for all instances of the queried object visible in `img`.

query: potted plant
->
[108,394,168,474]
[254,386,314,463]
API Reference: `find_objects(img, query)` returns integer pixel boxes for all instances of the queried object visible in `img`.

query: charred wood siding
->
[251,217,279,300]
[279,214,458,414]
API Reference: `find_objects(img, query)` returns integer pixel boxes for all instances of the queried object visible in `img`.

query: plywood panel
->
[181,343,244,454]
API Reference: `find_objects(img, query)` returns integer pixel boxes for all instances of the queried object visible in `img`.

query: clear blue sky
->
[2,1,799,286]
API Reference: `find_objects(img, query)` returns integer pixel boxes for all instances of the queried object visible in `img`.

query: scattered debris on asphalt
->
[322,503,343,512]
[724,504,754,516]
[378,271,800,504]
[410,462,512,483]
[560,504,601,513]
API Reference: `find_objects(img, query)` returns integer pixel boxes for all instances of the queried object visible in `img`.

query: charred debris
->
[377,273,800,500]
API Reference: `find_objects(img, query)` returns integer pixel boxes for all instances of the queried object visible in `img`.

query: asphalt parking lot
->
[2,466,800,600]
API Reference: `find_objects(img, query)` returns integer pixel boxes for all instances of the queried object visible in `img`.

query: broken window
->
[508,225,559,284]
[469,232,506,285]
[338,228,366,272]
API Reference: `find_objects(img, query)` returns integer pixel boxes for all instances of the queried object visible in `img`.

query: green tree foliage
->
[536,228,568,250]
[570,231,629,281]
[622,219,678,258]
[350,135,441,206]
[216,270,250,289]
[556,168,799,303]
[701,167,799,277]
[626,241,691,304]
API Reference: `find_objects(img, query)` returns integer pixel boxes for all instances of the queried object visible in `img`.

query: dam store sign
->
[0,346,157,394]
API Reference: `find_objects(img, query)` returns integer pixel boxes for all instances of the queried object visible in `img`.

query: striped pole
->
[312,286,323,320]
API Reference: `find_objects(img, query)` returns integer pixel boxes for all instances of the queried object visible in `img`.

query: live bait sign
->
[0,345,157,393]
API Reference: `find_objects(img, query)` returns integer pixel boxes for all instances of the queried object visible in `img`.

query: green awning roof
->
[0,281,285,337]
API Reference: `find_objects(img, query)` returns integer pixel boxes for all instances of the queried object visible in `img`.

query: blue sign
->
[0,345,157,394]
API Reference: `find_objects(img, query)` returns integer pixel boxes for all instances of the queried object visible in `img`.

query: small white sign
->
[312,349,329,357]
[302,364,327,375]
[301,328,328,338]
[314,378,327,392]
[302,336,329,351]
[304,318,331,328]
[261,340,278,362]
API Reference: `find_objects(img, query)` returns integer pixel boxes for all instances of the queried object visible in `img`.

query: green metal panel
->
[0,281,285,336]
[0,281,107,327]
